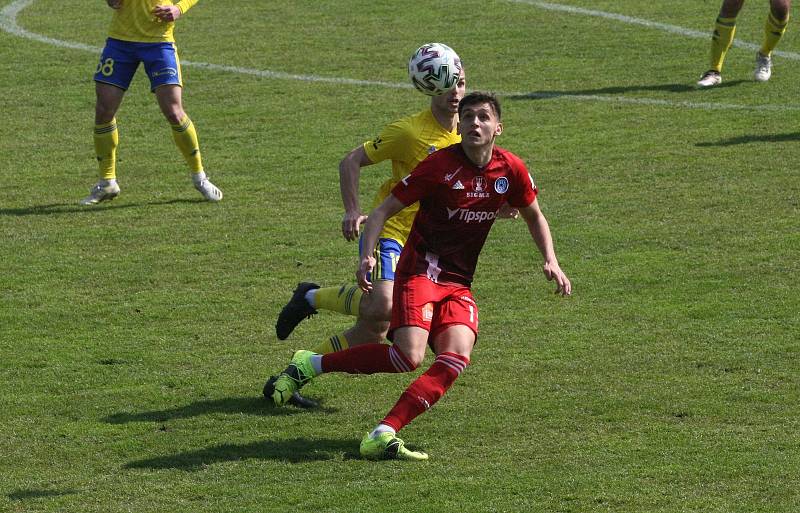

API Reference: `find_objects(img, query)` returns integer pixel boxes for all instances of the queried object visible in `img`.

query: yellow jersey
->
[363,108,461,247]
[108,0,198,43]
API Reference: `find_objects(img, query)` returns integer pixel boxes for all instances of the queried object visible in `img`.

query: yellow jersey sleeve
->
[362,109,461,246]
[108,0,198,43]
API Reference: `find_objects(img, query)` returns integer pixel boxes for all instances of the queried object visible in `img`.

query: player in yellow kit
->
[264,64,467,407]
[81,0,222,205]
[697,0,791,87]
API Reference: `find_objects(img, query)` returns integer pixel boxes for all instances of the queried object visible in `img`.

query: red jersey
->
[391,144,537,286]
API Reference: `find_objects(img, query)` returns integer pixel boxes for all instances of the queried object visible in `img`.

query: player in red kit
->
[271,92,571,461]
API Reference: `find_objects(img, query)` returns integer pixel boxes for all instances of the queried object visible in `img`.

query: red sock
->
[321,344,415,374]
[381,352,469,432]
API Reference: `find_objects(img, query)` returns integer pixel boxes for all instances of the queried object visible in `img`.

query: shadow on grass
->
[696,131,800,147]
[504,80,747,100]
[7,488,80,500]
[0,198,204,217]
[103,395,335,424]
[124,437,359,470]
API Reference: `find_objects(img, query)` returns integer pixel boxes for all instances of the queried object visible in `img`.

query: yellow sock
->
[710,16,737,72]
[170,114,203,173]
[311,333,350,355]
[761,12,789,56]
[94,118,118,180]
[314,284,363,316]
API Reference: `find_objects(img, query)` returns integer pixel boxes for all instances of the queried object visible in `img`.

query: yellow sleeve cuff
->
[176,0,199,15]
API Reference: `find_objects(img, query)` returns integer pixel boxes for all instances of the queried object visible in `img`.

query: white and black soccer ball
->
[408,43,462,96]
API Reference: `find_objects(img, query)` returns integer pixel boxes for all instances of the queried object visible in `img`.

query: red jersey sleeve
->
[504,153,538,208]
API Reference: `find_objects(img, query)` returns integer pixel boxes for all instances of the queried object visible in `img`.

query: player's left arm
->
[518,198,572,296]
[153,0,198,22]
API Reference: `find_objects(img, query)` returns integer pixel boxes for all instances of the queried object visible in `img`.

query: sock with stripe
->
[94,118,118,180]
[381,352,469,432]
[314,284,363,316]
[761,12,789,56]
[321,343,415,374]
[710,16,737,72]
[170,114,203,173]
[310,332,350,355]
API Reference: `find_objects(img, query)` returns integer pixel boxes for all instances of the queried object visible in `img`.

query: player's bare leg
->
[718,0,745,18]
[95,82,125,125]
[156,84,222,201]
[341,279,393,346]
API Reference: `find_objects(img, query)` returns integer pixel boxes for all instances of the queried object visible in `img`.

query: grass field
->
[1,0,799,511]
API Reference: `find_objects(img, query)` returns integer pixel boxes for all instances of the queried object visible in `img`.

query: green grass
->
[1,0,799,511]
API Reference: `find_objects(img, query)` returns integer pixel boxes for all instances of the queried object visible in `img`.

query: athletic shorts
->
[93,38,183,91]
[359,236,402,281]
[389,274,479,343]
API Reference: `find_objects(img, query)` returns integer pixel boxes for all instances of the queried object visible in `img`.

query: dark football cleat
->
[263,374,320,409]
[275,282,320,340]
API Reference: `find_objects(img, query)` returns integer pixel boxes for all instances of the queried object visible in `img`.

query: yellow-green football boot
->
[271,350,318,406]
[359,432,428,461]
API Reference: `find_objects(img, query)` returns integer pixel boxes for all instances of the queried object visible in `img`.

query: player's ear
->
[456,120,462,135]
[494,122,503,136]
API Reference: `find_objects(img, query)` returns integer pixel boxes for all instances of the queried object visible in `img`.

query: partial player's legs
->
[270,326,429,407]
[272,281,476,460]
[755,0,791,81]
[275,238,399,340]
[155,84,222,201]
[360,325,474,461]
[698,0,745,87]
[266,280,392,406]
[268,238,400,406]
[338,279,393,346]
[81,82,125,205]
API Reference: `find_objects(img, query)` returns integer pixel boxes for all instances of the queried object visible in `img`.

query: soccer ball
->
[408,43,462,96]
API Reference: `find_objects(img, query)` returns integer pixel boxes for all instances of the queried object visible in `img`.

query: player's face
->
[432,70,466,114]
[459,102,503,149]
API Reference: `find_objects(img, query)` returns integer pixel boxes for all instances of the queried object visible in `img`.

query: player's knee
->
[406,351,425,370]
[95,103,116,124]
[362,320,390,344]
[394,345,425,370]
[771,2,790,20]
[361,293,392,323]
[163,108,185,125]
[719,0,744,17]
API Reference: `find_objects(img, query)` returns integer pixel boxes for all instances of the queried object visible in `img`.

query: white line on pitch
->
[2,0,798,111]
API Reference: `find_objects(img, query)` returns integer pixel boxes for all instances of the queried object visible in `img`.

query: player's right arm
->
[519,199,571,296]
[339,145,374,241]
[357,195,405,292]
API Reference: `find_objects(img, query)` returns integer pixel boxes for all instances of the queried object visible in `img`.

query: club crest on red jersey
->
[494,176,509,194]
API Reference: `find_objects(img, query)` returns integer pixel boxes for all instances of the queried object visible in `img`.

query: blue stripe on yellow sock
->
[345,286,356,315]
[171,118,191,132]
[94,124,117,134]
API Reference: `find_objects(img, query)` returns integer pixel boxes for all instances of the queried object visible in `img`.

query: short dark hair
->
[458,91,501,119]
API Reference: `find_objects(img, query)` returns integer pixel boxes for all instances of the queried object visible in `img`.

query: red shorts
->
[389,274,479,342]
